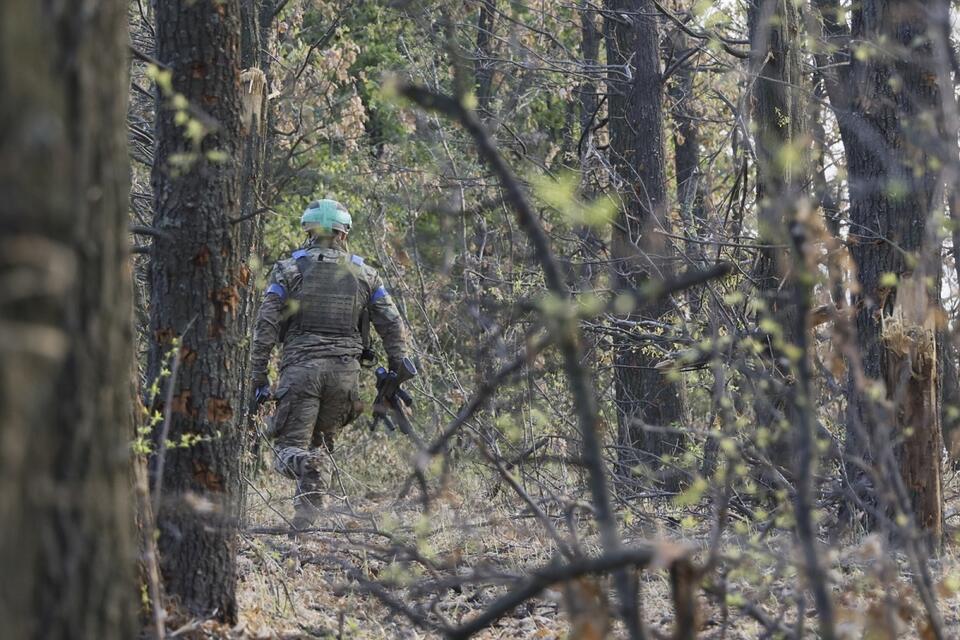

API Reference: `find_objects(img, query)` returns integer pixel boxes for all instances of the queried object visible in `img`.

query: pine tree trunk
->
[0,1,137,637]
[606,0,686,490]
[148,0,247,622]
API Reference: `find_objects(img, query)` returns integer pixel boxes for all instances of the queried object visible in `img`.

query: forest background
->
[4,0,960,638]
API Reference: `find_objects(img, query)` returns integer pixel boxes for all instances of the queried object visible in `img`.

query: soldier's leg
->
[270,364,324,527]
[312,358,362,453]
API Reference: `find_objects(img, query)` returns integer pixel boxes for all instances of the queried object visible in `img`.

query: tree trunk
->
[149,0,247,622]
[236,0,272,509]
[884,275,942,535]
[810,74,844,307]
[667,33,709,309]
[469,1,501,404]
[0,1,137,638]
[943,121,960,459]
[941,334,960,459]
[667,32,719,476]
[474,0,499,117]
[816,0,944,538]
[848,1,943,541]
[746,0,807,475]
[606,0,686,490]
[574,1,603,286]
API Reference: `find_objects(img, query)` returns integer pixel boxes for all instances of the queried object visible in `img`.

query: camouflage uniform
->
[250,237,408,525]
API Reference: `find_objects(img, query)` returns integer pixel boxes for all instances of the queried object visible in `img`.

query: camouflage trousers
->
[270,356,363,525]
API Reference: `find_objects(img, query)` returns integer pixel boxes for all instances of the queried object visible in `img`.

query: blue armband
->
[370,286,388,302]
[266,283,286,301]
[292,249,309,260]
[351,254,365,266]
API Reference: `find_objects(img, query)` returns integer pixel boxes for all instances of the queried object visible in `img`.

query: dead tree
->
[815,0,944,540]
[0,1,137,637]
[235,0,273,513]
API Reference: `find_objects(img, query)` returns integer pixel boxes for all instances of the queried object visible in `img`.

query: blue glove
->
[254,384,272,407]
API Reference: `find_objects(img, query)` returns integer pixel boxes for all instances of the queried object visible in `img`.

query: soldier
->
[250,198,409,529]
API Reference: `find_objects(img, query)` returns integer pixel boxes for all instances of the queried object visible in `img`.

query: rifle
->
[371,357,421,445]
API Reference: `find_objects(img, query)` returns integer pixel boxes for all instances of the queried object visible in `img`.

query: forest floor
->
[234,477,692,639]
[219,429,960,639]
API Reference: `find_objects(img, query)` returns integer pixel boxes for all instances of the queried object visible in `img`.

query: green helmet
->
[300,199,352,234]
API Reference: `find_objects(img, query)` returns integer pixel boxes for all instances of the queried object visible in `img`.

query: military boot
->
[291,475,323,531]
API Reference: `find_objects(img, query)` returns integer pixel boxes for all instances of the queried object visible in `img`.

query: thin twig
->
[401,83,645,640]
[151,316,197,516]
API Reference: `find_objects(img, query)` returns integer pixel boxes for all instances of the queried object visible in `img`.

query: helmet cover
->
[300,199,352,234]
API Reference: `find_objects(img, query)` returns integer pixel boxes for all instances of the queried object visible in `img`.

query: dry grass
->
[227,427,960,639]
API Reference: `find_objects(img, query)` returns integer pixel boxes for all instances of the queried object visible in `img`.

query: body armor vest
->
[293,253,361,336]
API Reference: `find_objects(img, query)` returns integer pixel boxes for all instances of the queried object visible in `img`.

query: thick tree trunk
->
[746,0,806,474]
[847,2,942,541]
[816,0,943,537]
[149,0,247,622]
[606,0,686,489]
[0,1,137,638]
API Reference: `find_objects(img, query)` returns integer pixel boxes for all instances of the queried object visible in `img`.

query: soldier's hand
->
[251,384,272,412]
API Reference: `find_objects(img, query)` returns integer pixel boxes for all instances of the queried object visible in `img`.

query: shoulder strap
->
[292,249,310,283]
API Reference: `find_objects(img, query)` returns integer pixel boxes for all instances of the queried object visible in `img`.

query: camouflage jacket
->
[250,239,408,384]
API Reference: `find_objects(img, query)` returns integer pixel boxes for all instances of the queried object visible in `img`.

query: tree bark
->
[0,1,137,637]
[816,0,944,538]
[236,0,273,509]
[474,0,499,117]
[942,94,960,459]
[606,0,686,489]
[746,0,807,475]
[149,0,247,622]
[848,1,943,541]
[574,1,604,286]
[667,33,709,308]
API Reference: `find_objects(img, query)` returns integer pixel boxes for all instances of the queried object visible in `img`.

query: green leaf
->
[879,272,898,287]
[674,477,708,507]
